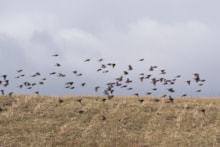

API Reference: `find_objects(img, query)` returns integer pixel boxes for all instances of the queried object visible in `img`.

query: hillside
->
[0,95,220,147]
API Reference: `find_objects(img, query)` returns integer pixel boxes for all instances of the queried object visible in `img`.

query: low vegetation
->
[0,95,220,147]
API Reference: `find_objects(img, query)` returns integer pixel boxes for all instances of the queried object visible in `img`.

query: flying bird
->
[95,86,100,92]
[186,80,191,85]
[168,88,175,93]
[55,63,61,67]
[84,59,91,62]
[128,65,133,70]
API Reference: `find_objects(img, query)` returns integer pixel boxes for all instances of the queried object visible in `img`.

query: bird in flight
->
[52,54,59,57]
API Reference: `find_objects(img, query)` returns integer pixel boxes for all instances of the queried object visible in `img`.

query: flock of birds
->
[0,53,206,102]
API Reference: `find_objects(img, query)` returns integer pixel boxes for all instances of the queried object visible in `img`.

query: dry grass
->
[0,95,220,147]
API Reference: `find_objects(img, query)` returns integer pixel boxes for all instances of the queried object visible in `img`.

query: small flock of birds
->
[0,53,206,103]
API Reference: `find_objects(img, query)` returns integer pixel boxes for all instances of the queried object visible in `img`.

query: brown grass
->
[0,95,220,147]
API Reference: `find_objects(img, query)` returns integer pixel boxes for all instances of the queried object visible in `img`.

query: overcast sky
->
[0,0,220,97]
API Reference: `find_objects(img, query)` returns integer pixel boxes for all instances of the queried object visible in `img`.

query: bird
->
[199,108,206,115]
[194,73,200,83]
[168,88,175,93]
[138,99,144,103]
[186,80,191,85]
[84,59,90,62]
[168,96,174,104]
[52,54,59,57]
[65,82,74,86]
[0,90,5,95]
[50,72,56,75]
[146,92,152,95]
[55,63,61,67]
[160,70,166,74]
[128,65,133,70]
[58,98,64,103]
[139,59,144,61]
[97,58,103,62]
[95,86,100,92]
[134,93,139,97]
[81,83,86,87]
[8,92,13,96]
[76,99,82,104]
[124,71,129,75]
[17,69,23,73]
[58,73,66,77]
[1,75,7,80]
[181,94,187,97]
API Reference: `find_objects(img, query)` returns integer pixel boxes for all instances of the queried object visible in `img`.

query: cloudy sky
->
[0,0,220,97]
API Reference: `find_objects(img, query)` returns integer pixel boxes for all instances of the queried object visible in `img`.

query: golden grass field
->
[0,95,220,147]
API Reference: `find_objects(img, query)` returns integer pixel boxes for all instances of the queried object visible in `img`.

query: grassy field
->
[0,95,220,147]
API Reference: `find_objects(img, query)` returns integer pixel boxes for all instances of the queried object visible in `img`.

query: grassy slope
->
[0,95,220,147]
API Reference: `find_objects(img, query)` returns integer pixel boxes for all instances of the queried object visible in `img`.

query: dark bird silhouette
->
[111,63,116,68]
[73,70,78,74]
[175,75,181,78]
[98,58,103,62]
[1,75,7,80]
[160,69,166,74]
[149,66,154,71]
[84,59,90,62]
[181,94,187,97]
[50,72,56,75]
[139,77,144,82]
[95,86,100,92]
[128,65,133,70]
[101,98,106,103]
[81,83,86,87]
[55,63,61,67]
[78,110,84,114]
[186,80,191,85]
[169,96,174,104]
[134,93,139,97]
[8,92,13,96]
[0,90,4,95]
[151,78,157,86]
[52,54,59,57]
[58,98,64,103]
[76,73,83,76]
[65,82,74,86]
[146,92,152,95]
[58,73,66,77]
[138,99,144,103]
[124,71,129,75]
[17,69,23,73]
[17,85,23,89]
[116,76,123,82]
[77,99,82,104]
[194,73,200,83]
[199,108,205,115]
[4,80,9,87]
[101,64,106,69]
[168,88,175,93]
[125,78,132,83]
[139,59,144,61]
[145,74,151,79]
[39,82,44,85]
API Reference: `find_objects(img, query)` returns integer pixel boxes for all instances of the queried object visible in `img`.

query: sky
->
[0,0,220,97]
